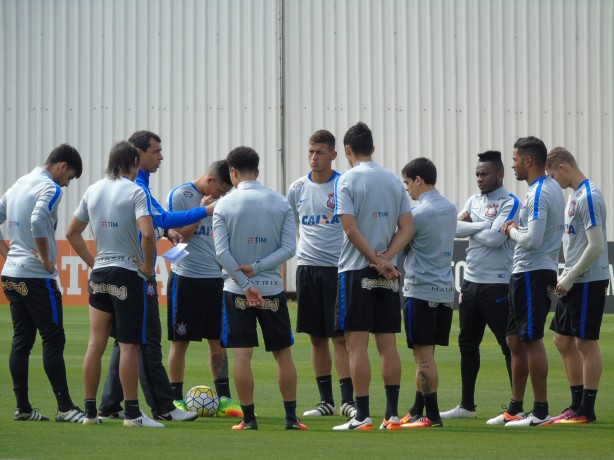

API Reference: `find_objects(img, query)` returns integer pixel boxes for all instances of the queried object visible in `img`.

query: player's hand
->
[31,249,55,274]
[555,277,572,297]
[201,195,216,216]
[245,286,264,307]
[458,211,472,222]
[135,259,154,279]
[500,221,517,237]
[237,264,255,278]
[370,256,400,280]
[166,228,183,245]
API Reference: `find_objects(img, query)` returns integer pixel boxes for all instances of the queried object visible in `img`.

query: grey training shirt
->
[166,182,222,278]
[213,180,296,296]
[456,186,520,284]
[513,176,565,273]
[73,177,152,273]
[562,178,609,283]
[0,167,63,278]
[403,189,457,303]
[334,161,411,272]
[287,171,343,267]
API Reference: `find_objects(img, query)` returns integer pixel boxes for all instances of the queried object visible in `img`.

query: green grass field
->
[1,304,613,459]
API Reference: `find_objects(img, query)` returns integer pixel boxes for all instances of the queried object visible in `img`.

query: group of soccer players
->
[0,123,609,430]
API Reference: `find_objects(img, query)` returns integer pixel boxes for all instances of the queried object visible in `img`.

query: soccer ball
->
[185,385,219,417]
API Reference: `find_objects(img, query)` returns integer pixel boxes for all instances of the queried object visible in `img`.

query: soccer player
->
[213,147,307,430]
[496,136,565,427]
[213,146,304,431]
[165,160,243,417]
[66,141,164,427]
[399,158,457,429]
[544,147,609,425]
[287,130,356,419]
[332,122,413,431]
[440,151,518,419]
[0,144,85,423]
[97,130,207,422]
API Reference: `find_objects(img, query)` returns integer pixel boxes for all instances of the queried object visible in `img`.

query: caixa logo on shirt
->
[247,236,267,244]
[195,226,213,236]
[100,221,119,228]
[301,214,340,225]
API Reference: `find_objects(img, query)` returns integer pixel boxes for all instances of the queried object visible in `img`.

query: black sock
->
[409,391,424,416]
[84,399,97,418]
[124,400,141,419]
[508,399,523,415]
[241,403,256,423]
[533,401,548,419]
[214,378,231,399]
[460,346,479,411]
[14,388,31,413]
[355,395,370,421]
[339,377,354,404]
[283,400,297,421]
[316,375,334,405]
[424,392,440,421]
[384,385,400,419]
[580,389,597,416]
[171,381,184,401]
[570,385,583,411]
[54,388,74,412]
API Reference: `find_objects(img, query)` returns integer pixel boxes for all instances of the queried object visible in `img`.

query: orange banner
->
[0,239,174,306]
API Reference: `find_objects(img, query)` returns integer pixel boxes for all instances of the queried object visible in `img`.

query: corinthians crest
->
[327,193,335,209]
[484,203,499,217]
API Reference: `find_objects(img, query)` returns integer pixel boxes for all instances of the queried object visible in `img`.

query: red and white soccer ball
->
[185,385,219,417]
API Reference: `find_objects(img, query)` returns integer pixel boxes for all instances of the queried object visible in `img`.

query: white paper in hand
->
[162,243,189,263]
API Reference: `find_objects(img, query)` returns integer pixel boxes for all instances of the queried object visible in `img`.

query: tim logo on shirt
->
[371,211,388,219]
[247,236,267,244]
[101,221,118,228]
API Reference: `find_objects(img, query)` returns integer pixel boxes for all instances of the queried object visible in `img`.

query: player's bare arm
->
[65,216,95,269]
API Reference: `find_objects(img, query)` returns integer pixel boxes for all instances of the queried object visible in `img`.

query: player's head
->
[512,136,547,181]
[343,122,374,166]
[401,157,437,200]
[44,143,83,187]
[227,146,259,185]
[545,146,578,189]
[202,160,233,198]
[475,150,504,194]
[106,141,140,181]
[129,130,163,174]
[308,130,337,174]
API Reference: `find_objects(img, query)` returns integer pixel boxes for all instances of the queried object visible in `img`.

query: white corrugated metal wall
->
[283,0,614,288]
[1,0,613,292]
[1,0,280,234]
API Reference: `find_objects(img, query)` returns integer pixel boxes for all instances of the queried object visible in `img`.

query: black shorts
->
[403,297,453,348]
[507,269,557,341]
[2,275,64,330]
[550,279,609,340]
[167,271,224,341]
[296,265,341,337]
[334,267,401,333]
[458,281,510,343]
[221,291,293,352]
[89,267,150,344]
